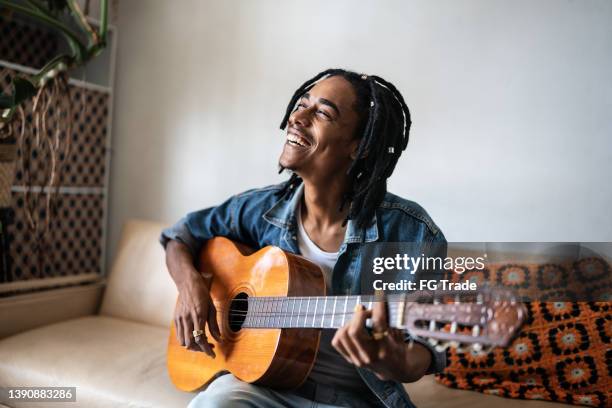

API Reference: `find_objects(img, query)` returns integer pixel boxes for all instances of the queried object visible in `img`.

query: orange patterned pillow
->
[435,261,611,407]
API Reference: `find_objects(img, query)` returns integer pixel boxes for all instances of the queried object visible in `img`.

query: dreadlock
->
[276,68,412,229]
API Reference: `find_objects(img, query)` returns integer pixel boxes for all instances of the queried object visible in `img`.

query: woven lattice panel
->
[4,192,103,281]
[1,67,108,188]
[0,16,59,69]
[0,68,109,283]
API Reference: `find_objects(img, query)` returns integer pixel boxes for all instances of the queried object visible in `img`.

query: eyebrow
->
[303,92,341,116]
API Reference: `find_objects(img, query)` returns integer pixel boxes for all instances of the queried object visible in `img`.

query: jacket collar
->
[263,182,379,244]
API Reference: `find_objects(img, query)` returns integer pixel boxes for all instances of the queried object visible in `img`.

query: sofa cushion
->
[0,316,194,408]
[100,220,178,328]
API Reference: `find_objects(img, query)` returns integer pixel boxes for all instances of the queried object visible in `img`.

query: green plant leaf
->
[0,77,36,110]
[0,93,12,109]
[12,77,36,105]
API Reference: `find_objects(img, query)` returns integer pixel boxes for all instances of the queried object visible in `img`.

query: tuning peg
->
[450,322,457,334]
[472,325,480,337]
[472,343,483,352]
[429,320,437,333]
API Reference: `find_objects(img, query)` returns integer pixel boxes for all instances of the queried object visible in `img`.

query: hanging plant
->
[0,0,109,127]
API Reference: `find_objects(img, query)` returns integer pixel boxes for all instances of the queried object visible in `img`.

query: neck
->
[241,294,412,329]
[301,176,350,228]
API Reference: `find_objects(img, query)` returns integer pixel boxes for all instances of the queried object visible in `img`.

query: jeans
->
[187,374,383,408]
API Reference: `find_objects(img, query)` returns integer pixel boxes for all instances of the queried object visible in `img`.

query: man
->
[160,68,446,408]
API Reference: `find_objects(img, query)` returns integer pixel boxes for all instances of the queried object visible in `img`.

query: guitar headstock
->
[398,286,526,352]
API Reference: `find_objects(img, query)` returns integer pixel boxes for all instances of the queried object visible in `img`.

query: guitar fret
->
[290,297,295,328]
[313,298,318,327]
[332,297,338,328]
[280,298,286,328]
[249,299,254,327]
[286,298,291,328]
[266,298,272,328]
[262,298,268,328]
[299,298,303,328]
[342,297,348,326]
[322,297,327,328]
[270,298,275,328]
[278,298,283,328]
[271,298,276,328]
[261,298,266,328]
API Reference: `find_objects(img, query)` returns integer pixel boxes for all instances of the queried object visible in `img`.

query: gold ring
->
[192,329,204,338]
[372,330,389,341]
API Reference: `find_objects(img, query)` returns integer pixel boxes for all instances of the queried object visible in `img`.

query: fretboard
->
[240,295,409,329]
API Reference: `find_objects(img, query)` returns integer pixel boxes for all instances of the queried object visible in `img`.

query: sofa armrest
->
[0,282,105,339]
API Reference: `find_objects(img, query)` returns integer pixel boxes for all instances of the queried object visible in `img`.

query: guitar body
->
[167,237,325,392]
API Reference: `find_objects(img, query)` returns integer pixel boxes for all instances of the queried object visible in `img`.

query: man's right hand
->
[166,240,221,357]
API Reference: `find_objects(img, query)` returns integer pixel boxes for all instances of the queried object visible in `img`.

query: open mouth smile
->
[286,128,312,148]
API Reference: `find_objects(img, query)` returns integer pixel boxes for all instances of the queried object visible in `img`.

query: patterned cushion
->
[434,261,611,407]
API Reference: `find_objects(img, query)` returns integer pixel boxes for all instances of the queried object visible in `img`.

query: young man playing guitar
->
[161,69,447,408]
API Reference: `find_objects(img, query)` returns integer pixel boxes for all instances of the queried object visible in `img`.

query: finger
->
[207,302,222,342]
[175,317,185,346]
[192,310,215,357]
[338,332,365,367]
[372,297,389,332]
[349,305,371,339]
[348,307,377,363]
[182,315,194,349]
[337,310,367,368]
[182,314,195,348]
[347,333,376,367]
[331,328,353,364]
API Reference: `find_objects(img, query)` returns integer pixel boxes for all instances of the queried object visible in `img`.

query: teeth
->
[287,133,308,147]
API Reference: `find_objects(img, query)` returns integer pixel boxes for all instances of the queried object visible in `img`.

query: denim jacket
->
[160,182,447,408]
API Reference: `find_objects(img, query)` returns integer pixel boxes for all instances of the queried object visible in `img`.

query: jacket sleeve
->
[159,193,258,258]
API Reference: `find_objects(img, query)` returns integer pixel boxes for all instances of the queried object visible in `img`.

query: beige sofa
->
[0,220,571,407]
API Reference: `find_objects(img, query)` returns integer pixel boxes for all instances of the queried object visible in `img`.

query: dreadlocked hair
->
[276,68,412,229]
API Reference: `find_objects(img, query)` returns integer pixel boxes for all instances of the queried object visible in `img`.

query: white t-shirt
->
[296,201,372,392]
[296,204,338,292]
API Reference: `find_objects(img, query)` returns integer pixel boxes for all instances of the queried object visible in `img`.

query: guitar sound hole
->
[229,292,249,332]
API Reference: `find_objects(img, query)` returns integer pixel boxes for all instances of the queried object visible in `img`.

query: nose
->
[289,106,312,128]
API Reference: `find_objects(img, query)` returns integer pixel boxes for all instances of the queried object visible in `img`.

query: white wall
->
[108,0,612,268]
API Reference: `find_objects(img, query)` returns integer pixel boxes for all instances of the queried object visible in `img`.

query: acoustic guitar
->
[167,237,526,392]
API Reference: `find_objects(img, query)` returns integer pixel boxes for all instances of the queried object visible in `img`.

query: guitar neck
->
[240,295,424,330]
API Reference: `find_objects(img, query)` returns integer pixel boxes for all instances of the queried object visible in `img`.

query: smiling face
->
[279,76,363,183]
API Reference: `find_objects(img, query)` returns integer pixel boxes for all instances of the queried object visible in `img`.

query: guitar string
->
[220,302,403,318]
[224,304,407,324]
